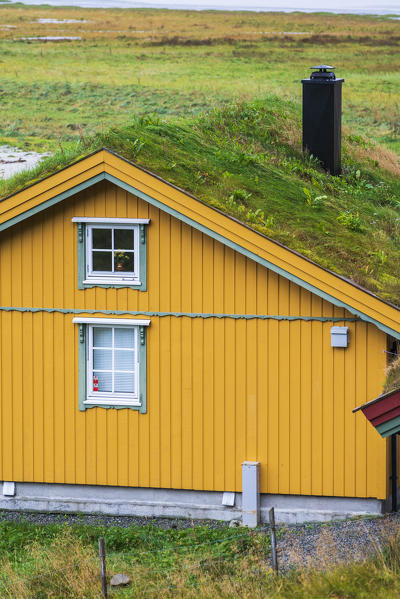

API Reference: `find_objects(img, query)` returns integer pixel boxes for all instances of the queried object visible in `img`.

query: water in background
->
[8,0,400,15]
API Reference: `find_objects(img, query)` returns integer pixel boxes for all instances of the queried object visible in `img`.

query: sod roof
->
[1,95,400,306]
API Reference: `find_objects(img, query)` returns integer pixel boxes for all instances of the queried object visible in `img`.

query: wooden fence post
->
[99,537,108,598]
[269,507,278,574]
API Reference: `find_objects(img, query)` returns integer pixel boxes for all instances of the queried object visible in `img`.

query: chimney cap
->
[309,65,336,81]
[311,65,334,70]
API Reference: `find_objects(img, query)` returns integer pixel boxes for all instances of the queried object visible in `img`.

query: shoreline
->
[4,1,400,16]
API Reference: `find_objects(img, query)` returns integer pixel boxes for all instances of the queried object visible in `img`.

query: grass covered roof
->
[1,95,400,306]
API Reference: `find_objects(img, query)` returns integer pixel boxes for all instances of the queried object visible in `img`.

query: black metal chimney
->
[302,65,344,175]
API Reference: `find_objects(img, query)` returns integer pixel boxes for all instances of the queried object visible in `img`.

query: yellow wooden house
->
[0,149,398,524]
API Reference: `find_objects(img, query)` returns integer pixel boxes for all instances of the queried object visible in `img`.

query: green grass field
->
[0,5,399,154]
[1,518,400,598]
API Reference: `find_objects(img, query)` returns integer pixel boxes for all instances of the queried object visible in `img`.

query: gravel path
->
[0,509,399,569]
[272,513,400,570]
[0,510,227,530]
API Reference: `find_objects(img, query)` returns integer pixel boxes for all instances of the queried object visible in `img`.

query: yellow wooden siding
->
[0,180,388,498]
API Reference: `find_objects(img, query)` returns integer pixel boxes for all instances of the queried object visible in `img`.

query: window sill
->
[84,398,143,410]
[85,397,140,406]
[83,278,141,286]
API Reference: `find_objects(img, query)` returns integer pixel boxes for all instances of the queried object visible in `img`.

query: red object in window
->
[93,375,99,392]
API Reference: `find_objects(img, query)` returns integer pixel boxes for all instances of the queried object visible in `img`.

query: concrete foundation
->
[0,482,384,524]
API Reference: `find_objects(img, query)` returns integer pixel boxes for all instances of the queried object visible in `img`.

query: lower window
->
[73,317,149,411]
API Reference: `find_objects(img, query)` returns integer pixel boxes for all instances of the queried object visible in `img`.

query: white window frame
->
[73,317,150,409]
[86,224,139,285]
[86,324,140,406]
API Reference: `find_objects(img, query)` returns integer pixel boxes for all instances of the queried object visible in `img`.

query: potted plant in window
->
[114,252,131,271]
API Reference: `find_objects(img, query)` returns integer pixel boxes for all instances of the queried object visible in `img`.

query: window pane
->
[92,228,111,249]
[93,349,112,370]
[114,251,134,272]
[114,372,135,393]
[93,251,112,272]
[114,228,134,250]
[115,350,135,371]
[114,328,135,349]
[94,371,112,392]
[93,327,112,347]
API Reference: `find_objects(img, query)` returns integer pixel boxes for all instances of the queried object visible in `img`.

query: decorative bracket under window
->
[79,323,85,344]
[139,326,146,346]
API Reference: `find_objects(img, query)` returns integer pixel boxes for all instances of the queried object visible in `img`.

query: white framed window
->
[73,317,150,411]
[72,217,150,289]
[86,224,138,284]
[87,324,139,405]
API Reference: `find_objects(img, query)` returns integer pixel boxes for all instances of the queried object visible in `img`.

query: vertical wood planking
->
[213,242,225,489]
[192,229,204,490]
[234,253,246,490]
[322,306,334,496]
[256,265,268,491]
[311,297,323,496]
[333,321,345,497]
[224,247,236,491]
[21,223,34,482]
[170,219,182,489]
[278,277,290,494]
[159,212,171,488]
[344,320,357,497]
[63,202,76,483]
[267,271,279,492]
[245,259,257,462]
[147,206,161,487]
[203,236,214,489]
[11,231,24,481]
[354,322,368,498]
[181,223,193,489]
[289,283,301,494]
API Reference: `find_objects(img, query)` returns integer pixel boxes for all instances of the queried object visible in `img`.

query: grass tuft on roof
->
[1,95,400,305]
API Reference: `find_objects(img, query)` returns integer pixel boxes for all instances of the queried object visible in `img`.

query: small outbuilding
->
[0,148,399,524]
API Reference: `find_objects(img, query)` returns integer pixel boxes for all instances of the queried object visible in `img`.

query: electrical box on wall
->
[331,326,349,348]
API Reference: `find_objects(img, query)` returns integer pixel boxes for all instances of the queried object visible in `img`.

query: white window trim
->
[86,324,140,406]
[72,217,151,225]
[84,223,140,285]
[73,318,150,326]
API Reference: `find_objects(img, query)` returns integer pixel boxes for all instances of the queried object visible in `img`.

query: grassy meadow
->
[0,6,399,153]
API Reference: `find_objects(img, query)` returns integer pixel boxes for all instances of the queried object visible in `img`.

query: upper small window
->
[72,217,150,290]
[87,224,138,283]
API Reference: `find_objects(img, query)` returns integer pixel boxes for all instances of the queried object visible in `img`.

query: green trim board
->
[76,221,148,291]
[77,322,147,412]
[0,166,398,338]
[78,323,87,411]
[376,416,400,438]
[77,222,85,291]
[0,305,358,322]
[0,174,106,233]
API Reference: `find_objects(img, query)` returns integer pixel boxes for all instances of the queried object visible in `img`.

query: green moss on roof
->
[1,95,400,305]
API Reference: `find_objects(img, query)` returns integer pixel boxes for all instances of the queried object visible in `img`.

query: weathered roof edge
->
[353,387,400,413]
[1,147,399,338]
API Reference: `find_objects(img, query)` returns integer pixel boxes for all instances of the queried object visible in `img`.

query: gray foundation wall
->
[0,482,384,525]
